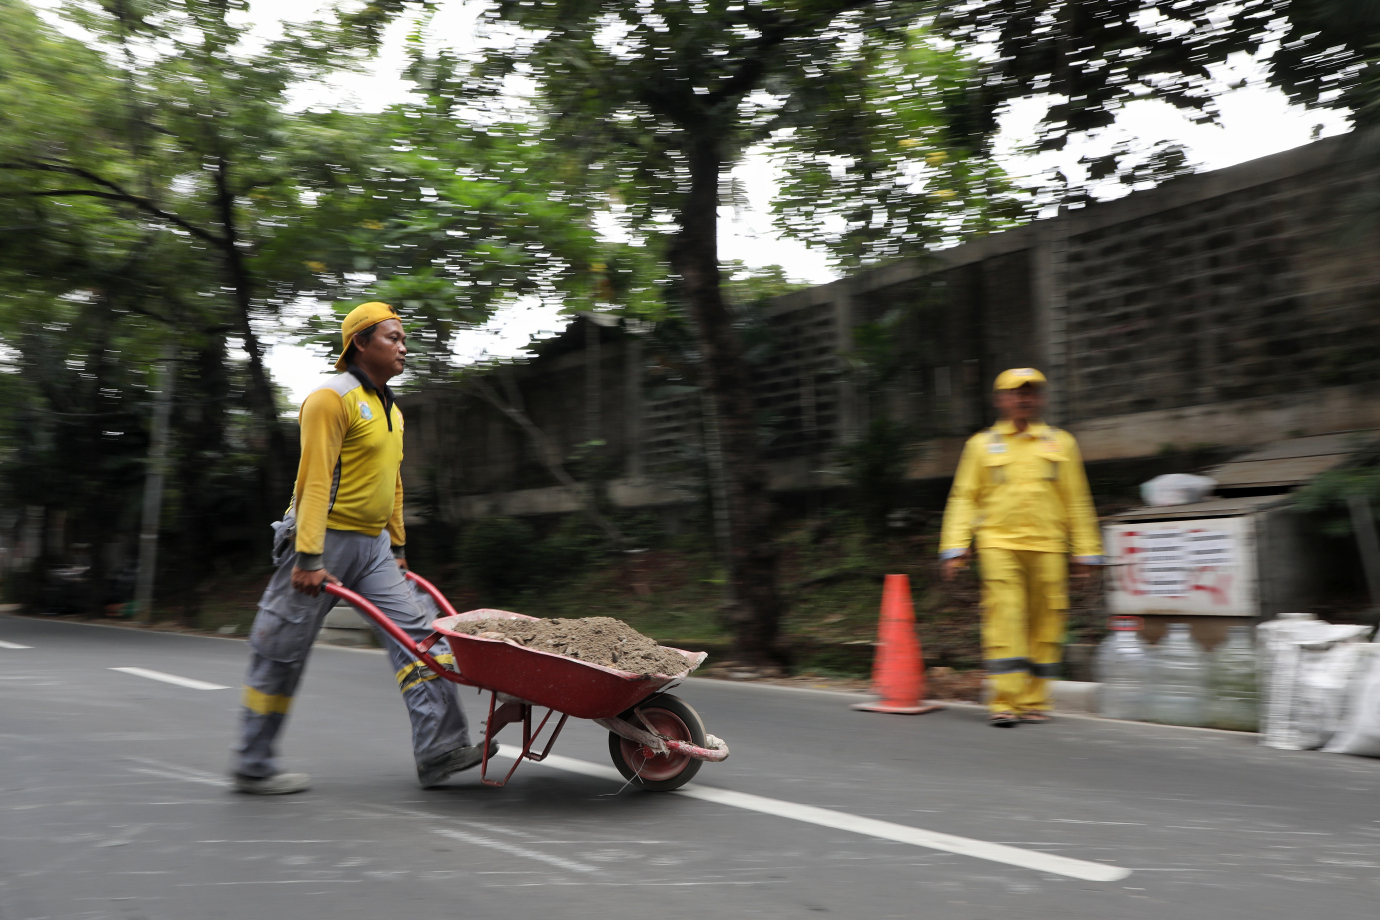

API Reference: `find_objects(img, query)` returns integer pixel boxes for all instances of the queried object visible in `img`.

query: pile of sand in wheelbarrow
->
[450,616,698,678]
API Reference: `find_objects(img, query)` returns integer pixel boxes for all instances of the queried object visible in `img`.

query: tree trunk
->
[467,375,630,548]
[211,157,290,509]
[670,134,788,669]
[174,334,229,622]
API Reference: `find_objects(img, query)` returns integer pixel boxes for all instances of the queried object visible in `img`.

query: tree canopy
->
[0,0,618,613]
[931,0,1380,202]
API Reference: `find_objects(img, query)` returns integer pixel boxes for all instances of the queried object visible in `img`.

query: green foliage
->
[1294,465,1380,537]
[285,107,621,381]
[0,0,629,613]
[458,517,543,599]
[771,26,1031,267]
[931,1,1380,202]
[849,308,914,396]
[0,3,634,607]
[460,1,1027,269]
[722,262,808,307]
[457,516,613,603]
[0,0,403,499]
[841,417,914,535]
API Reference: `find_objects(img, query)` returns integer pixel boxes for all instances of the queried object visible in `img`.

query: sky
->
[109,1,1360,401]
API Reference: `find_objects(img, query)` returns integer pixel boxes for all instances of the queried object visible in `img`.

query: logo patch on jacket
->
[359,403,373,420]
[987,441,1007,454]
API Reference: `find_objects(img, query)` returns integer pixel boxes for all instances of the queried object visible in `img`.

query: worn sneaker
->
[417,739,500,788]
[234,772,311,795]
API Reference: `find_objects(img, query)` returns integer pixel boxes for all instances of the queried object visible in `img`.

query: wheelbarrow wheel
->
[607,693,706,792]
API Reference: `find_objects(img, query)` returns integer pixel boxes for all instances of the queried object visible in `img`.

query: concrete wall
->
[401,130,1380,521]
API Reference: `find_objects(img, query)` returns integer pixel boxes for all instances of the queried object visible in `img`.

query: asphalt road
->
[2,614,1378,920]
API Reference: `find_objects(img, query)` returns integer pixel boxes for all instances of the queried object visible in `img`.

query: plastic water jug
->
[1149,624,1208,726]
[1208,625,1260,731]
[1095,616,1150,721]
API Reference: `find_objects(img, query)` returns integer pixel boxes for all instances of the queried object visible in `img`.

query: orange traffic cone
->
[851,574,944,715]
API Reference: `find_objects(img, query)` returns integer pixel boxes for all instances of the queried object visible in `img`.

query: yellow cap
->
[334,301,400,371]
[993,367,1047,390]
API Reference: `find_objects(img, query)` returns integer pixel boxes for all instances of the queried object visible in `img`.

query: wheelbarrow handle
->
[323,582,452,678]
[404,570,460,620]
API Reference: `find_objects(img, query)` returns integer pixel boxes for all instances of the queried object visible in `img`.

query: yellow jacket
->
[291,369,405,569]
[939,420,1103,561]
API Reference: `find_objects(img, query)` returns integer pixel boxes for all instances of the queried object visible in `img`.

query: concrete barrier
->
[318,604,376,648]
[981,679,1102,714]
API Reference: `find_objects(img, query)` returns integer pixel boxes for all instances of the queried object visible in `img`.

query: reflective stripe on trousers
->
[978,548,1068,713]
[984,657,1062,679]
[234,529,471,778]
[396,654,457,692]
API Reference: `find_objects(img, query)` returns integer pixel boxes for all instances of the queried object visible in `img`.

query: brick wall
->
[1064,158,1380,422]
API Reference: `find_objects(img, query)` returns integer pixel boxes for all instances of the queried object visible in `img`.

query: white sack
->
[1322,644,1380,757]
[1140,474,1218,507]
[1259,620,1370,751]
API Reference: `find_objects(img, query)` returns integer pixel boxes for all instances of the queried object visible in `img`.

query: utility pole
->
[135,348,175,623]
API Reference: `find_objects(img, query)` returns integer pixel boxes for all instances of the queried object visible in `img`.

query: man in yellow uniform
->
[232,302,488,793]
[939,368,1103,727]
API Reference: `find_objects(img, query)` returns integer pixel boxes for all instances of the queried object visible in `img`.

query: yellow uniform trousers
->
[979,548,1068,714]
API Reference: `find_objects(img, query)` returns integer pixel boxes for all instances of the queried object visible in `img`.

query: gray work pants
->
[234,529,471,778]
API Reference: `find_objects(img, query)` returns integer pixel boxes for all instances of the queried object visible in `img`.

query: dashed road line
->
[0,640,33,649]
[433,828,598,874]
[358,806,599,874]
[109,667,229,690]
[491,746,1130,883]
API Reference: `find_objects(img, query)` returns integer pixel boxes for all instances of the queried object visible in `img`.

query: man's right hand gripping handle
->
[292,566,341,597]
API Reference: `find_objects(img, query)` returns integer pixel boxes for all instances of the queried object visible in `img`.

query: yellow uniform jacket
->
[291,368,405,569]
[939,420,1103,561]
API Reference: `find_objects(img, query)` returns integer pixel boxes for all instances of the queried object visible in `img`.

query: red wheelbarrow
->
[325,572,728,791]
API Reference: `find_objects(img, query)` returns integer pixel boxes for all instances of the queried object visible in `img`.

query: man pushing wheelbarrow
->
[230,302,491,794]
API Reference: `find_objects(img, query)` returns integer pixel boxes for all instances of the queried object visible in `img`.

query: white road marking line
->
[109,667,229,690]
[496,745,621,781]
[198,840,346,844]
[365,805,600,874]
[0,640,32,649]
[492,746,1130,883]
[433,828,598,874]
[178,880,362,886]
[125,757,232,787]
[676,784,1130,882]
[128,767,231,788]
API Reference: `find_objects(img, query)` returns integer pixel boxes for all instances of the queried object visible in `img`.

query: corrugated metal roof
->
[1217,431,1377,463]
[1205,430,1378,488]
[1109,494,1287,523]
[1209,455,1354,488]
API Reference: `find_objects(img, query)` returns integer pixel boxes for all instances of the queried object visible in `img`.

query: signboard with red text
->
[1104,516,1257,617]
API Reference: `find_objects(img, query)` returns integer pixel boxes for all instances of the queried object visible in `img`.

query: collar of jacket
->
[346,363,396,431]
[992,419,1051,438]
[346,363,395,404]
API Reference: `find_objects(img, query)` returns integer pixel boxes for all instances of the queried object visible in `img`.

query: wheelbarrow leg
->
[480,692,525,787]
[524,713,569,763]
[478,691,572,787]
